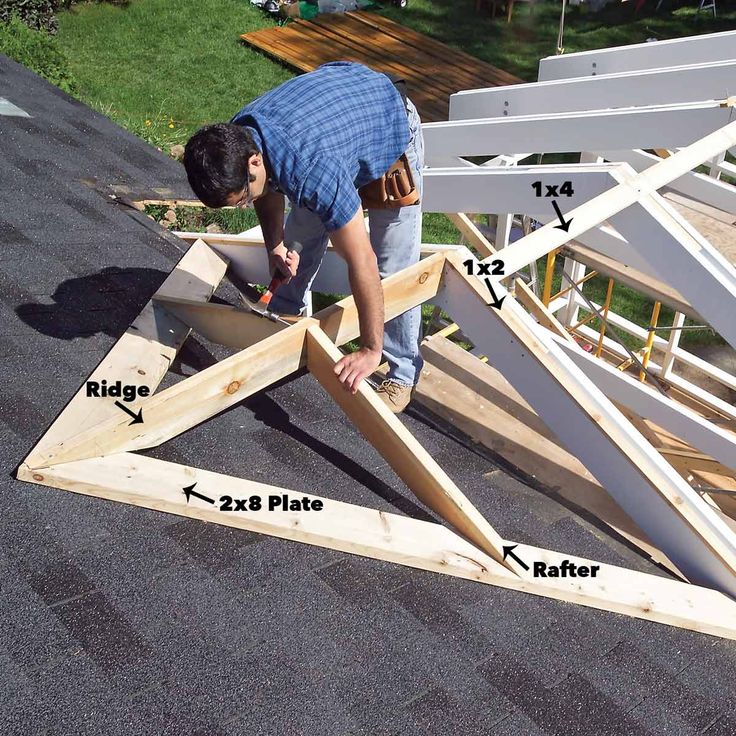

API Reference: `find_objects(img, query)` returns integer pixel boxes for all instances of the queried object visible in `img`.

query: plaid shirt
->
[231,62,410,231]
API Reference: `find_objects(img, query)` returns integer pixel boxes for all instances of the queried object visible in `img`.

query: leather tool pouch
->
[358,153,419,210]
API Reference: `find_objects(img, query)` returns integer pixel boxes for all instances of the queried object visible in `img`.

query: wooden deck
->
[240,11,522,122]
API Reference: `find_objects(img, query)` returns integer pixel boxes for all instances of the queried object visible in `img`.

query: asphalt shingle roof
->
[1,54,735,736]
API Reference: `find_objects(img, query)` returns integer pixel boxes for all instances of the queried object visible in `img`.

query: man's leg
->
[268,205,329,316]
[368,99,425,395]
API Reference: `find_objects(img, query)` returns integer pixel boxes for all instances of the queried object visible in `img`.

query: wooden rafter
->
[18,452,736,640]
[305,325,510,568]
[28,253,446,469]
[23,240,228,469]
[437,251,736,596]
[17,118,736,638]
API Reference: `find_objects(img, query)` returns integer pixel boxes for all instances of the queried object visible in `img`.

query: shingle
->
[50,591,153,671]
[491,711,550,735]
[26,558,97,606]
[705,713,736,735]
[388,580,493,657]
[2,50,736,736]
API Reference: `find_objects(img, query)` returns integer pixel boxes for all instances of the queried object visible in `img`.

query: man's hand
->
[334,347,382,394]
[268,243,300,283]
[329,208,385,392]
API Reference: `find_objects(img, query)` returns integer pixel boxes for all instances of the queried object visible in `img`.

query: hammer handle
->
[258,242,303,307]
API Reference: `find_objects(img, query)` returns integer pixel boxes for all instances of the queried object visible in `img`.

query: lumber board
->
[664,191,736,226]
[538,29,736,80]
[660,449,736,479]
[23,240,228,469]
[611,195,736,353]
[452,60,736,120]
[447,213,574,342]
[153,296,285,349]
[305,325,511,569]
[415,333,680,573]
[425,101,735,159]
[28,254,447,468]
[665,194,736,265]
[566,242,698,319]
[599,148,736,218]
[240,11,521,123]
[18,451,736,640]
[550,333,736,475]
[689,469,736,523]
[438,252,736,596]
[488,120,736,276]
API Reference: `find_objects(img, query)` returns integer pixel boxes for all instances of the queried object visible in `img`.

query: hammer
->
[244,242,303,323]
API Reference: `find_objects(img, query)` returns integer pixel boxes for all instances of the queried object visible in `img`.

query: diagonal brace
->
[305,325,514,571]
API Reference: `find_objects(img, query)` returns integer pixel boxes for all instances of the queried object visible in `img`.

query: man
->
[183,61,424,413]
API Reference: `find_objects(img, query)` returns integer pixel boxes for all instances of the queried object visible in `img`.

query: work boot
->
[375,379,413,414]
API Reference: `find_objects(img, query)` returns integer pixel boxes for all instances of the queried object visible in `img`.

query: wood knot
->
[226,381,241,395]
[418,272,429,284]
[32,473,44,482]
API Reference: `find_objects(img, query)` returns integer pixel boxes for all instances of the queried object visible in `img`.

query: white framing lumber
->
[423,101,734,158]
[490,121,736,276]
[422,165,619,217]
[574,323,736,425]
[17,452,736,640]
[416,333,679,569]
[305,325,510,567]
[173,231,460,296]
[610,196,736,352]
[24,240,228,469]
[448,213,736,435]
[29,254,448,468]
[436,251,736,596]
[447,213,573,342]
[597,148,736,216]
[448,212,736,432]
[451,61,736,120]
[549,333,736,473]
[538,30,736,80]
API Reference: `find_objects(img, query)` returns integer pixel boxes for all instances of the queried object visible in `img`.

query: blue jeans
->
[270,99,425,387]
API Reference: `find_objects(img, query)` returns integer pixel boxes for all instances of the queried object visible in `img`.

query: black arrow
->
[114,400,143,425]
[502,544,530,571]
[182,483,215,505]
[483,278,506,310]
[552,200,573,232]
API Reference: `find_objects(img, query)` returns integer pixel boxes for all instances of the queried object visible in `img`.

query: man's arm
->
[328,208,384,393]
[254,190,298,281]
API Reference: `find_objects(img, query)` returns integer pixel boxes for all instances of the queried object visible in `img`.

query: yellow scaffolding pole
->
[542,249,558,307]
[595,278,615,358]
[640,300,662,382]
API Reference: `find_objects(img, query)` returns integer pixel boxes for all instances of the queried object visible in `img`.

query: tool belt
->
[358,152,419,210]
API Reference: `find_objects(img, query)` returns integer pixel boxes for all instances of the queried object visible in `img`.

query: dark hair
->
[183,123,260,207]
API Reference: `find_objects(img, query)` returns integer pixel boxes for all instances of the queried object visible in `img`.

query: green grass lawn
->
[381,0,736,81]
[56,0,293,148]
[57,0,736,148]
[54,0,733,350]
